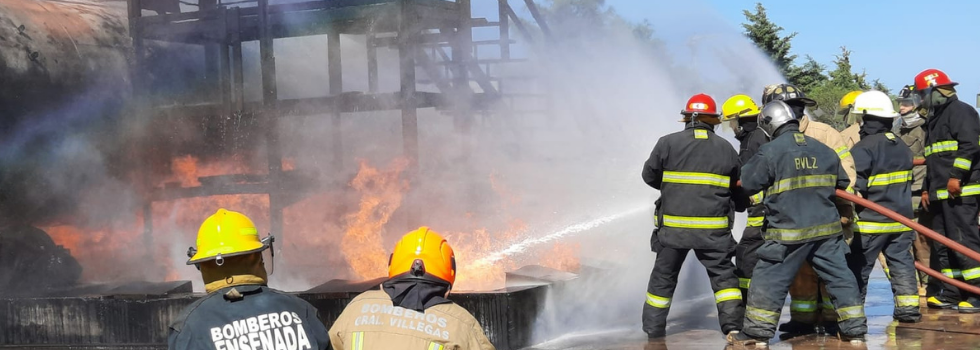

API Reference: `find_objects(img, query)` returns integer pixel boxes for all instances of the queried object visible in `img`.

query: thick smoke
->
[0,5,790,341]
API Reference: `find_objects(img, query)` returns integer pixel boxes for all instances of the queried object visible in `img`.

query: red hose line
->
[913,158,925,166]
[915,261,980,295]
[734,177,980,293]
[835,190,980,265]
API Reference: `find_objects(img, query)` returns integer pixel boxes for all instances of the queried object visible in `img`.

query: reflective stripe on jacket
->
[923,96,980,198]
[852,132,914,234]
[642,123,742,250]
[740,124,849,244]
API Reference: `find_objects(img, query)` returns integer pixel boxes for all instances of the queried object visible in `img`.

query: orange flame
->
[340,158,410,280]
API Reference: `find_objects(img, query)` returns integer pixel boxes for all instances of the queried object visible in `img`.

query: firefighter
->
[841,90,894,283]
[915,68,980,313]
[846,90,921,323]
[840,90,865,148]
[722,94,767,298]
[168,209,330,350]
[730,100,867,346]
[896,84,941,300]
[642,93,745,339]
[760,83,858,334]
[329,227,496,350]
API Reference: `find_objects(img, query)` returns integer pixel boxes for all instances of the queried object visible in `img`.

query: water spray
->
[475,204,651,266]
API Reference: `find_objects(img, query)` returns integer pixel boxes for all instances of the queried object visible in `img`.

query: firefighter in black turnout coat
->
[730,101,867,346]
[642,93,745,339]
[914,68,980,312]
[845,91,921,323]
[722,94,769,298]
[169,209,330,350]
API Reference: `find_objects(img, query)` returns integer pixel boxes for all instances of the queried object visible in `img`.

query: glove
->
[921,192,930,211]
[948,178,963,197]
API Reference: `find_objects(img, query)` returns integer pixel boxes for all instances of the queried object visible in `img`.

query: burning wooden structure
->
[126,0,550,244]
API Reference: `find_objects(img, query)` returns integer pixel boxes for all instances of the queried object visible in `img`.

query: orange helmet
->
[388,227,456,286]
[914,68,957,91]
[681,93,720,116]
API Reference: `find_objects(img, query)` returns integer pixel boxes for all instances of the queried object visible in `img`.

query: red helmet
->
[914,68,958,91]
[681,93,719,116]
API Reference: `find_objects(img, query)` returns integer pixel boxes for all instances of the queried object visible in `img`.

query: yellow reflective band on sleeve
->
[746,306,781,325]
[739,278,751,289]
[836,305,866,322]
[351,331,364,350]
[747,216,764,227]
[768,174,838,195]
[765,221,842,242]
[790,300,818,312]
[662,215,729,229]
[835,146,851,159]
[925,140,958,156]
[695,129,708,139]
[749,191,765,205]
[646,293,671,308]
[662,171,731,188]
[868,170,913,187]
[954,158,973,171]
[942,269,962,278]
[895,295,920,308]
[428,342,445,350]
[962,267,980,281]
[855,221,911,234]
[935,184,980,200]
[714,288,742,303]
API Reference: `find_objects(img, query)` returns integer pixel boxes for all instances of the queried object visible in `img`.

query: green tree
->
[741,3,807,86]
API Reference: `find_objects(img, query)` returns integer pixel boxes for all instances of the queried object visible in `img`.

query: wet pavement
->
[524,275,980,349]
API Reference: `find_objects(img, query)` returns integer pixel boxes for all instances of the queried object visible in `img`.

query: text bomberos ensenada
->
[209,311,313,350]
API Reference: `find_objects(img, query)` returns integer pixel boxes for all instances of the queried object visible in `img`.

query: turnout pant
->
[736,225,765,299]
[930,197,980,300]
[643,246,744,335]
[743,236,867,339]
[913,197,933,285]
[847,231,921,319]
[787,264,837,324]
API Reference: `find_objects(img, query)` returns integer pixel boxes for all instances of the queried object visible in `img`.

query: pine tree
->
[742,3,805,84]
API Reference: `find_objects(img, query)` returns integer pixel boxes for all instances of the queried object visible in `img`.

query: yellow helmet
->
[388,227,456,286]
[721,94,761,121]
[187,208,270,265]
[839,90,863,111]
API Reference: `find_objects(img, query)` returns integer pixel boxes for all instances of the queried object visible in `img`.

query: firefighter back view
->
[169,209,330,350]
[762,84,857,334]
[730,101,867,346]
[722,94,768,298]
[642,93,744,339]
[329,227,495,350]
[845,90,921,323]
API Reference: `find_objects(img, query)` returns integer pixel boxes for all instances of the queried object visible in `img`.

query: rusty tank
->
[0,0,130,123]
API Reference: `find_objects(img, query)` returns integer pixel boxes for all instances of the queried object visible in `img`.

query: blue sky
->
[609,0,980,99]
[474,1,980,102]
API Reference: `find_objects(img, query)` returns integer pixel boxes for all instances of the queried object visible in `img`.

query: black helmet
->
[896,84,921,110]
[761,83,817,107]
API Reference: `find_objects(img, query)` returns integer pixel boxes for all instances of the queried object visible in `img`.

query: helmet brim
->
[785,97,817,107]
[187,242,269,265]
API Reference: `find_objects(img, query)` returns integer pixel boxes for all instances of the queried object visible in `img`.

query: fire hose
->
[736,156,980,295]
[835,190,980,295]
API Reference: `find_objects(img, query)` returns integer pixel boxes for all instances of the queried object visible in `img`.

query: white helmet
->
[851,90,900,119]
